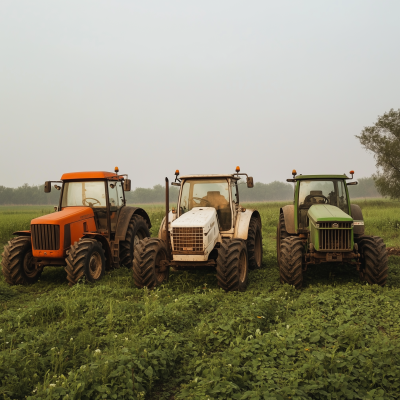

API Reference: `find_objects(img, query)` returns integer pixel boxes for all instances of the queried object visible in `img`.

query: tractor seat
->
[204,191,229,209]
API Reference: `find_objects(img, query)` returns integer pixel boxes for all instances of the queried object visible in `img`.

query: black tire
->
[1,236,43,285]
[119,214,150,268]
[247,217,263,270]
[65,239,106,287]
[216,239,248,292]
[280,236,303,289]
[132,238,169,289]
[358,235,388,286]
[277,213,290,267]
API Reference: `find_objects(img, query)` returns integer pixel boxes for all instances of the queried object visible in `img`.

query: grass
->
[0,201,400,399]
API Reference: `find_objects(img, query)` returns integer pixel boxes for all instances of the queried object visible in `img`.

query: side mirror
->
[171,182,181,187]
[44,181,51,193]
[123,179,131,191]
[347,181,358,186]
[247,177,254,188]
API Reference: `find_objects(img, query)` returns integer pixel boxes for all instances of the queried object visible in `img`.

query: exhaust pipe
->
[165,177,169,249]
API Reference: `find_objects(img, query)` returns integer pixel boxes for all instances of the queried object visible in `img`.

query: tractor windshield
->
[61,181,107,208]
[298,179,349,228]
[180,179,232,230]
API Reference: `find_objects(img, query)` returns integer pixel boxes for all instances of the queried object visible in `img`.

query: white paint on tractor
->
[171,207,220,262]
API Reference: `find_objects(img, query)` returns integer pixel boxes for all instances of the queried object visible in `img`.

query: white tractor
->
[132,167,263,292]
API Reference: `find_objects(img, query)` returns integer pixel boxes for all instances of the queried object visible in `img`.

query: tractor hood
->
[31,207,94,225]
[307,205,352,223]
[172,207,217,232]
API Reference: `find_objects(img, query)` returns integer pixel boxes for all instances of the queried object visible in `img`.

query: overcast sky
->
[1,1,399,189]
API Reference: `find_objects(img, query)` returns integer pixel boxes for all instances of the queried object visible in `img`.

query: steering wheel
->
[83,197,101,207]
[305,194,329,204]
[192,197,211,206]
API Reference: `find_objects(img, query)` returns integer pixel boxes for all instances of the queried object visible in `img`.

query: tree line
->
[0,177,381,205]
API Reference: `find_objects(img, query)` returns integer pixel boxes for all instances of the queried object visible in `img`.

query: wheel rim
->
[89,251,102,280]
[255,230,262,267]
[155,249,167,282]
[23,252,37,278]
[238,249,248,283]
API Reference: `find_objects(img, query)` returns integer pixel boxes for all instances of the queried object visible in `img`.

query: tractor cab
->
[295,175,351,230]
[55,170,130,236]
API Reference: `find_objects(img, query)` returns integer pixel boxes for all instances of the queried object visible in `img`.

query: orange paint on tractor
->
[31,207,96,258]
[61,171,123,180]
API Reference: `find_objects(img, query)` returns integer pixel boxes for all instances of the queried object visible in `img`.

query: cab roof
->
[294,174,350,180]
[61,171,123,181]
[179,174,240,181]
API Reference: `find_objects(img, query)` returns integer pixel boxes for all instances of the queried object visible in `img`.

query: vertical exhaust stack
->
[165,177,169,250]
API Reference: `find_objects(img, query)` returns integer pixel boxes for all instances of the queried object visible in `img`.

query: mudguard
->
[280,205,295,234]
[12,230,31,237]
[234,209,261,240]
[351,204,365,236]
[115,206,151,241]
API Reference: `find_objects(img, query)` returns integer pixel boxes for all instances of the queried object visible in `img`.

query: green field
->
[1,200,400,399]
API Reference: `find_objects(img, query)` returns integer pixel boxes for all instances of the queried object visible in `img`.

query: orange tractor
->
[1,168,151,286]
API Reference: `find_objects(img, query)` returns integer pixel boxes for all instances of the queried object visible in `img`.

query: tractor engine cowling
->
[308,204,354,252]
[171,207,220,262]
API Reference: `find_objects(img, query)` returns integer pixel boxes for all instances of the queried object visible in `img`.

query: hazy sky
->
[1,1,399,189]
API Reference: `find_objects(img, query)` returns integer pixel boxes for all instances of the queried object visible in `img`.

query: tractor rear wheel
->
[132,238,169,289]
[65,239,106,286]
[247,217,263,269]
[216,239,248,292]
[277,213,290,267]
[119,214,150,268]
[358,235,388,286]
[280,236,303,289]
[1,236,43,285]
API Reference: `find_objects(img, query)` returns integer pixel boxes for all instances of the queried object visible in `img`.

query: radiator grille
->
[319,222,352,229]
[319,227,351,251]
[172,227,203,252]
[31,224,60,250]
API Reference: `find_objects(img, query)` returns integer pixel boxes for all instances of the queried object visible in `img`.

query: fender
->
[234,209,261,240]
[12,230,31,237]
[158,211,176,241]
[351,204,365,236]
[82,233,113,270]
[115,206,152,242]
[280,205,295,234]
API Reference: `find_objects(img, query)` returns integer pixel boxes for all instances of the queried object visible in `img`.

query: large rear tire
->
[280,236,303,289]
[1,236,43,285]
[216,239,248,292]
[358,235,388,286]
[119,214,150,268]
[277,213,290,268]
[247,217,263,270]
[132,238,169,289]
[65,239,106,286]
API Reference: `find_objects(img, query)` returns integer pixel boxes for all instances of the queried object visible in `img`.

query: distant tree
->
[356,108,400,199]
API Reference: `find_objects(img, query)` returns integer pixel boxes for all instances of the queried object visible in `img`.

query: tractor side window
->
[116,181,124,206]
[337,181,348,212]
[108,182,120,211]
[62,181,106,208]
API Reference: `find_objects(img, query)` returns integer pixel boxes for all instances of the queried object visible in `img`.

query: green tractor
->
[277,170,388,288]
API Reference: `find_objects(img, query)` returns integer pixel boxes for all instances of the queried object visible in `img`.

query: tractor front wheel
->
[280,236,303,289]
[216,239,248,292]
[358,236,388,286]
[65,239,106,286]
[120,214,150,268]
[2,236,43,285]
[132,238,169,289]
[247,217,263,269]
